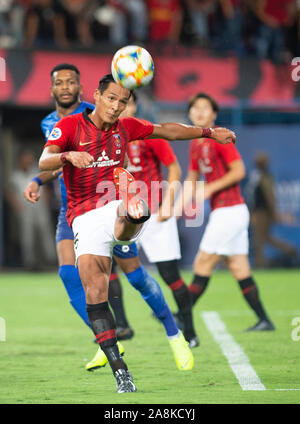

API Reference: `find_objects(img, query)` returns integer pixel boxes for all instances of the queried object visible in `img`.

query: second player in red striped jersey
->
[189,136,245,211]
[180,92,274,332]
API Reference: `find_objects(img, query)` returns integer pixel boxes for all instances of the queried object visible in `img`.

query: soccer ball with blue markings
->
[111,45,154,90]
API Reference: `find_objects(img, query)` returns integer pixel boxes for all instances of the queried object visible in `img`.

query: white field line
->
[216,310,300,317]
[201,311,266,391]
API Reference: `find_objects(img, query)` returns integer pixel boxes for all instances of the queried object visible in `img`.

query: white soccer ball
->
[111,45,154,90]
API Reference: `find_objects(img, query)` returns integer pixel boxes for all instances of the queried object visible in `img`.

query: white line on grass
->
[202,311,266,391]
[217,310,300,317]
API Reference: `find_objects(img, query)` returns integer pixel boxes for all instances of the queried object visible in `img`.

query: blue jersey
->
[41,101,94,210]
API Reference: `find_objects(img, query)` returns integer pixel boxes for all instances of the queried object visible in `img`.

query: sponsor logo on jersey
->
[48,127,62,140]
[86,150,120,168]
[113,134,121,148]
[79,140,94,146]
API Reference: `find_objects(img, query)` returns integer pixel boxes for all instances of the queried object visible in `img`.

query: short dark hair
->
[131,90,137,103]
[50,63,80,80]
[98,74,132,97]
[98,74,115,93]
[188,92,219,113]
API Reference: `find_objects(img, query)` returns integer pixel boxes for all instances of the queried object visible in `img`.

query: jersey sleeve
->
[146,139,176,166]
[216,142,241,165]
[189,139,200,172]
[44,116,75,151]
[121,117,154,141]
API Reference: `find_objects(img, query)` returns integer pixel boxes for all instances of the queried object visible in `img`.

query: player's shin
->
[58,265,91,328]
[125,266,178,337]
[156,261,198,344]
[86,302,127,373]
[108,271,134,340]
[188,274,210,305]
[238,277,271,322]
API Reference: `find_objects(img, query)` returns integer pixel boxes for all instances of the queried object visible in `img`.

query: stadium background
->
[0,1,300,269]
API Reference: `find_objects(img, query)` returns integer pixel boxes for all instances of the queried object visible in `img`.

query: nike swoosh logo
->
[79,140,93,146]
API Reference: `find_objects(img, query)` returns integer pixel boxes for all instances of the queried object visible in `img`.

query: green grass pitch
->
[0,269,299,404]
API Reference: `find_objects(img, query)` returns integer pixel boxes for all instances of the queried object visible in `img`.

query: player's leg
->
[189,250,221,305]
[114,245,194,371]
[226,254,275,331]
[56,239,91,328]
[114,250,179,338]
[137,213,199,348]
[113,167,150,242]
[56,216,124,371]
[79,253,136,392]
[155,260,199,347]
[56,210,91,328]
[108,259,134,340]
[72,203,138,391]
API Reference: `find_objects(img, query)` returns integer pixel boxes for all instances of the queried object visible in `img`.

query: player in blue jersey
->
[24,63,194,373]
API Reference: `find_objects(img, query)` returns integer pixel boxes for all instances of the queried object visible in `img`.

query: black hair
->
[131,90,137,103]
[98,74,133,98]
[98,74,117,93]
[188,92,219,113]
[50,63,80,80]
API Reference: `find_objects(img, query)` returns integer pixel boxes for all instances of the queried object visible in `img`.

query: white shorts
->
[72,200,146,262]
[200,204,249,256]
[138,213,181,263]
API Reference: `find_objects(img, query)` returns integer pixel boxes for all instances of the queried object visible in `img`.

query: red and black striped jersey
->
[189,138,244,210]
[45,110,154,225]
[126,138,176,213]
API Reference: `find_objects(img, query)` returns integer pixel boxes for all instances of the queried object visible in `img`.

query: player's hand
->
[211,127,236,145]
[52,167,63,177]
[67,151,94,168]
[24,181,41,203]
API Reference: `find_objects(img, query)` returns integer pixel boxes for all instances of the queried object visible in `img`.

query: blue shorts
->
[56,208,74,243]
[56,207,138,259]
[113,242,138,258]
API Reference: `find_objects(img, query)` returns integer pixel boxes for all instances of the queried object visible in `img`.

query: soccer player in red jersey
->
[180,92,274,332]
[39,75,236,393]
[118,93,198,347]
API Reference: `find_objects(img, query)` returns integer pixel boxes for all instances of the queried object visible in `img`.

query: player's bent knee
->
[85,284,108,303]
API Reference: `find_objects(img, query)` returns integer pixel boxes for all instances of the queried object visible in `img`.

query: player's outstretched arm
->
[150,123,236,144]
[39,145,94,170]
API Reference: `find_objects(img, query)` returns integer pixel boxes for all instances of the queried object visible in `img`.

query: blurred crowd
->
[0,0,300,63]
